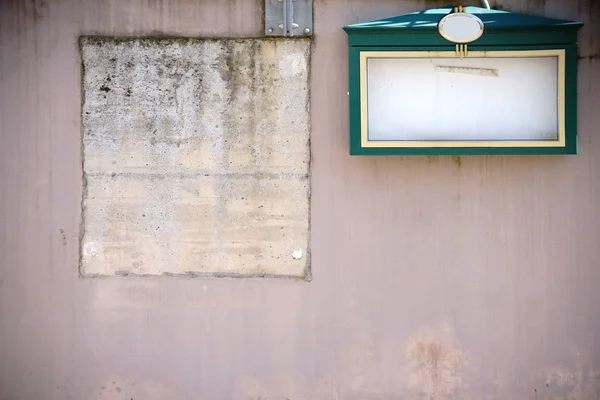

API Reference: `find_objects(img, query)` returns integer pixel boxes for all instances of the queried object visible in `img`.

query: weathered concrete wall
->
[81,38,310,277]
[1,0,600,399]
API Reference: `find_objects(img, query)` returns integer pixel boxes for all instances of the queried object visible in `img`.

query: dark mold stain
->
[59,228,67,246]
[217,41,234,91]
[492,4,511,11]
[521,0,546,16]
[589,0,600,57]
[23,0,50,21]
[79,36,312,46]
[423,0,455,9]
[99,85,111,93]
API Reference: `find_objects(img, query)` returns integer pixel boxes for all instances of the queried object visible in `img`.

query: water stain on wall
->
[233,372,338,399]
[92,377,177,400]
[536,365,600,400]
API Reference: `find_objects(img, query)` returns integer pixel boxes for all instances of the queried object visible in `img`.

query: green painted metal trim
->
[343,6,583,32]
[348,47,363,156]
[346,28,581,47]
[343,6,583,47]
[564,44,578,154]
[348,44,579,156]
[349,147,576,156]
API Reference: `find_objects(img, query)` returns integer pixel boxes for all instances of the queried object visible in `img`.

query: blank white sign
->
[367,56,559,142]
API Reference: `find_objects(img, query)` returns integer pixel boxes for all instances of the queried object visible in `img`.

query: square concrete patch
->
[80,37,310,278]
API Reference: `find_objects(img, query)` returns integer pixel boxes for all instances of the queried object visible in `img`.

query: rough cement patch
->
[80,37,310,278]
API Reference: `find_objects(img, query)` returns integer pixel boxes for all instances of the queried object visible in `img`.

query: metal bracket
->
[455,4,468,58]
[265,0,313,37]
[456,44,468,59]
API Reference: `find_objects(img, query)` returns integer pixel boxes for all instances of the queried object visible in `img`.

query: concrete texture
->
[81,38,310,277]
[1,0,600,399]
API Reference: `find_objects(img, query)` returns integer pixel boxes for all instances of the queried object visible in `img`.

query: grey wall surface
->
[1,0,599,399]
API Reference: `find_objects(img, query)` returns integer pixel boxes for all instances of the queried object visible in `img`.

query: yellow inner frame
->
[359,50,566,148]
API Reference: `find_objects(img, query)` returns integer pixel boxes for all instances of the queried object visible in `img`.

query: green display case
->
[343,6,583,155]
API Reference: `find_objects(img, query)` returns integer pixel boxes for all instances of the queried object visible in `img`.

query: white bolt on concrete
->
[292,249,303,260]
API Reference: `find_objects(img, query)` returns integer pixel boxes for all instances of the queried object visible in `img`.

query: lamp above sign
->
[438,7,484,43]
[343,6,583,155]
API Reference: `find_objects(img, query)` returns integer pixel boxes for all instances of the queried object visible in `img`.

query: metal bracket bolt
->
[265,0,313,37]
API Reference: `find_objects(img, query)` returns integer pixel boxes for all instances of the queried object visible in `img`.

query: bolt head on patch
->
[292,249,303,260]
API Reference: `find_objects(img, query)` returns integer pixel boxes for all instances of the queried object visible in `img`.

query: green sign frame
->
[344,6,583,155]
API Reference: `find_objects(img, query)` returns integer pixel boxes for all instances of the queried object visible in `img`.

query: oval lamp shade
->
[438,13,484,43]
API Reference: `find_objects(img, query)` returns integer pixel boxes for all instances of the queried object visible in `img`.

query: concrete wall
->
[0,0,599,399]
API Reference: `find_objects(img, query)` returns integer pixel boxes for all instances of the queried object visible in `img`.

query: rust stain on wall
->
[405,326,467,400]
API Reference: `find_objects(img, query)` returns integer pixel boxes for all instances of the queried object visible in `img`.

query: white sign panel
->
[366,55,559,142]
